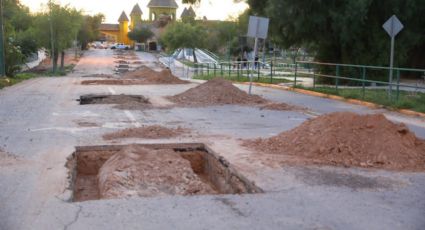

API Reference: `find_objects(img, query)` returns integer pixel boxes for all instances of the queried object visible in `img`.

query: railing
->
[295,61,425,101]
[164,57,425,103]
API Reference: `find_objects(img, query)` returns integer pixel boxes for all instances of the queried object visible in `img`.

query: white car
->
[110,43,130,50]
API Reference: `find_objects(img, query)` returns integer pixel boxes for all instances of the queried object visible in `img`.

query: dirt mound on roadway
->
[97,145,217,199]
[245,112,425,171]
[81,74,114,78]
[81,68,188,85]
[122,67,188,84]
[168,78,301,111]
[168,78,267,106]
[103,125,187,140]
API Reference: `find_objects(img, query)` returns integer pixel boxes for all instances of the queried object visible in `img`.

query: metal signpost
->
[0,0,6,77]
[247,16,269,94]
[383,15,404,98]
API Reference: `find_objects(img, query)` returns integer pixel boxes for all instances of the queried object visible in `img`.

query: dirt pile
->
[97,146,217,199]
[259,102,305,111]
[122,67,188,84]
[103,125,187,140]
[245,112,425,171]
[168,78,268,106]
[81,74,114,78]
[81,67,188,85]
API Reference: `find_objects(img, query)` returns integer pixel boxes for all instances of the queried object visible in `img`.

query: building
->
[99,1,179,45]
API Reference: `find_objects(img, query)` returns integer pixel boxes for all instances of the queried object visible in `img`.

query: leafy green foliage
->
[33,2,83,72]
[78,14,104,50]
[128,27,154,43]
[248,0,425,70]
[161,22,206,50]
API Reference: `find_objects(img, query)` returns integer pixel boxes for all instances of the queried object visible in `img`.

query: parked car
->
[110,43,130,50]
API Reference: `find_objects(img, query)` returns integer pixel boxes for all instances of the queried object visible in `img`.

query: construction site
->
[1,49,425,230]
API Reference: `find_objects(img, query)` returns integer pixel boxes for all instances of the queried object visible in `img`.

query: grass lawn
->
[299,86,425,113]
[194,73,292,85]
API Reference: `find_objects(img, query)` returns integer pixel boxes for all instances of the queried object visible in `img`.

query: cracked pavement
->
[0,49,425,230]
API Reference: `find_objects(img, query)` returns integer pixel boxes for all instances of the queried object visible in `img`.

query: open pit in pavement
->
[66,143,262,202]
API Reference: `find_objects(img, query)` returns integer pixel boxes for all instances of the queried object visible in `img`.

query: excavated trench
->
[78,94,150,105]
[66,143,262,202]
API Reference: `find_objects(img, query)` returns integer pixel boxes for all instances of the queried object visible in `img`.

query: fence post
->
[228,63,231,78]
[335,65,340,91]
[214,63,216,76]
[396,69,400,101]
[313,65,316,89]
[207,63,209,75]
[220,63,223,76]
[294,62,298,87]
[237,62,240,80]
[270,61,273,84]
[257,64,260,81]
[362,67,366,99]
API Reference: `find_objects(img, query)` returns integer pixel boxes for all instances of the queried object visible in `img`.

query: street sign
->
[247,16,269,39]
[382,15,404,99]
[246,16,269,95]
[383,15,404,38]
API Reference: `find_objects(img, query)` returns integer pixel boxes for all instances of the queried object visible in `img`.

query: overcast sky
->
[20,0,249,23]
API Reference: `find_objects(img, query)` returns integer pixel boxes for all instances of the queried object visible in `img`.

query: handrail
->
[297,61,425,73]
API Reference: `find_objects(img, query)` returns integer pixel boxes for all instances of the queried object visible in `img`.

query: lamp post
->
[0,0,6,77]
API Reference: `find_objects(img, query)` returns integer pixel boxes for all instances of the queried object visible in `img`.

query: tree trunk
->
[52,49,59,73]
[60,51,65,71]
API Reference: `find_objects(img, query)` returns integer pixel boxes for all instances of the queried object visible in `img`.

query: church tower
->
[130,4,143,31]
[147,0,178,21]
[118,11,130,45]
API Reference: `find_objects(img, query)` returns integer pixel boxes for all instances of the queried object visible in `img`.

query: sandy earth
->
[103,125,188,140]
[245,112,425,171]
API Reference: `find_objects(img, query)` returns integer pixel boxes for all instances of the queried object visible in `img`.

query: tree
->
[160,22,206,62]
[247,0,425,71]
[78,14,104,50]
[128,27,154,43]
[34,2,82,72]
[2,0,39,76]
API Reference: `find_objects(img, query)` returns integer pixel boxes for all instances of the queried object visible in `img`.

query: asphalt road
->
[0,49,424,230]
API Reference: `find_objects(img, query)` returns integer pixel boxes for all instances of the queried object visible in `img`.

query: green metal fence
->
[295,61,425,101]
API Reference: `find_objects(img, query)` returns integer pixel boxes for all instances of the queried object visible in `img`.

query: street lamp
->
[0,0,6,77]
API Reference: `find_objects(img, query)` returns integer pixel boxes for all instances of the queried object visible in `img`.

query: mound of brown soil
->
[259,102,305,111]
[97,146,217,199]
[245,112,425,171]
[81,74,114,78]
[122,67,188,84]
[168,78,268,106]
[103,125,186,140]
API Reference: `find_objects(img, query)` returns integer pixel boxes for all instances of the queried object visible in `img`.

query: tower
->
[130,4,143,31]
[147,0,178,21]
[118,11,130,45]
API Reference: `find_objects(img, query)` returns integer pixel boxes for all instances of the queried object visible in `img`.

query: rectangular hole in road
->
[78,94,150,105]
[66,143,263,202]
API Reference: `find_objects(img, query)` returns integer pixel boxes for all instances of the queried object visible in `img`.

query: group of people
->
[233,54,260,70]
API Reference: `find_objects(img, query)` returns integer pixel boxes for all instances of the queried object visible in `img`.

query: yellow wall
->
[119,21,130,45]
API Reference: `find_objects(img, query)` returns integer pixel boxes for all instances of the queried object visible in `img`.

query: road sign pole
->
[388,36,395,98]
[249,37,258,95]
[0,0,6,77]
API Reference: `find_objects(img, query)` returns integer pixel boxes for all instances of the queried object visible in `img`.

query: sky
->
[20,0,249,23]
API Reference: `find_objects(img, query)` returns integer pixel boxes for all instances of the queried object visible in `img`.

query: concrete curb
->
[242,82,425,119]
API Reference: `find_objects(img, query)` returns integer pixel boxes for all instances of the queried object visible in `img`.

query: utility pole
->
[0,0,6,77]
